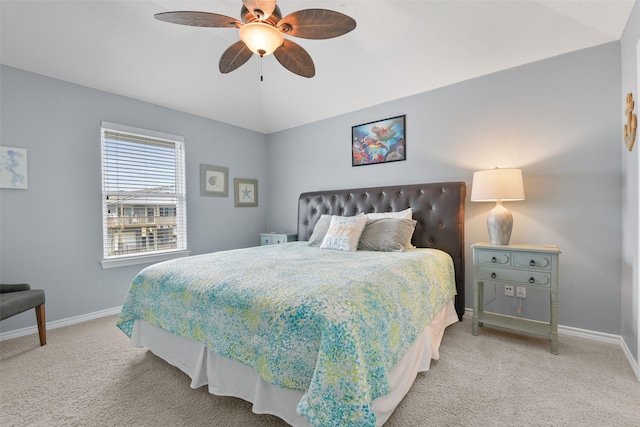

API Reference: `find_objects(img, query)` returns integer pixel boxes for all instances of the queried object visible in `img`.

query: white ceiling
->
[0,1,635,134]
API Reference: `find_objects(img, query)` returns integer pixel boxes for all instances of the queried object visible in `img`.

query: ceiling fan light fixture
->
[239,22,283,56]
[155,1,356,77]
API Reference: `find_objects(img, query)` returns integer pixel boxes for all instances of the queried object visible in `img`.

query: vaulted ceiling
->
[1,1,635,134]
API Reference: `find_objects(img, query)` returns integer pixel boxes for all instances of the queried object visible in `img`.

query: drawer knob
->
[491,272,497,279]
[491,256,497,263]
[529,260,535,266]
[529,277,535,284]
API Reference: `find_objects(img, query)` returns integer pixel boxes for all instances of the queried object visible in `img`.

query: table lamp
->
[471,168,525,245]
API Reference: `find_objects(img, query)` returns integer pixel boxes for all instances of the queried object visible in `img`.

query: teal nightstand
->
[472,242,561,354]
[260,232,297,246]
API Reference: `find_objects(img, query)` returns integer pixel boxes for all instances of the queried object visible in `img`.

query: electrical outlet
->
[517,287,526,298]
[504,285,514,296]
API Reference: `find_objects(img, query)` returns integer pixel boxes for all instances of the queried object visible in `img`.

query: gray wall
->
[0,41,630,340]
[620,1,639,364]
[267,43,623,334]
[0,65,269,332]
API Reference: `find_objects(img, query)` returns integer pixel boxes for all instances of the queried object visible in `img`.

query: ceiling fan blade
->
[219,40,253,74]
[154,11,242,28]
[273,39,315,78]
[277,9,356,40]
[242,0,276,21]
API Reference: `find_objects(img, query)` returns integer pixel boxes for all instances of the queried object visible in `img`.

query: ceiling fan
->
[155,0,357,79]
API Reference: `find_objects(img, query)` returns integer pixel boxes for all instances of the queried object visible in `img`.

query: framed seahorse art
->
[352,115,406,166]
[624,93,637,152]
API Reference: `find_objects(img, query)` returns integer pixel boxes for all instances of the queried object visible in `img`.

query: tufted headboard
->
[297,182,466,320]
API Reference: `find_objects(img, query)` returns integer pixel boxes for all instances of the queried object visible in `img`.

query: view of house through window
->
[101,122,186,260]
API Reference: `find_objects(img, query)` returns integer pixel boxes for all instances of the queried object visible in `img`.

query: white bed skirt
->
[130,298,459,427]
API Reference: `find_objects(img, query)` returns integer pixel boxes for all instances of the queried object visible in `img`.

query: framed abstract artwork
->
[352,115,406,166]
[200,164,228,197]
[234,178,258,207]
[0,146,28,189]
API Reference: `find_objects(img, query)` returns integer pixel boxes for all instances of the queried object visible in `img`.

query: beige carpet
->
[1,315,639,426]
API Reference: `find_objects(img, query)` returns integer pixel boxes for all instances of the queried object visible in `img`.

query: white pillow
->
[365,207,412,221]
[320,215,367,252]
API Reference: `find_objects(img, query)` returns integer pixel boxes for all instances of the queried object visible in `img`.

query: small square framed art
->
[200,164,228,197]
[234,178,258,207]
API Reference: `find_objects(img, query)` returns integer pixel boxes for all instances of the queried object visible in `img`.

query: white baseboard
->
[619,336,640,381]
[559,323,639,381]
[4,306,640,383]
[463,308,639,381]
[557,323,620,344]
[0,306,122,342]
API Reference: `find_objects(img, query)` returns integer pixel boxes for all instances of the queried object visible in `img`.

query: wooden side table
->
[472,242,561,354]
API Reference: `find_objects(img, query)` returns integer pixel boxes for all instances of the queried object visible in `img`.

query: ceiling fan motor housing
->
[241,5,282,25]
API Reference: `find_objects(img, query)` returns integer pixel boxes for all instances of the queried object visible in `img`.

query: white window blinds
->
[101,121,187,261]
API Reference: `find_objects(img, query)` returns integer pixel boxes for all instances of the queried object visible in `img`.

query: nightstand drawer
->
[476,249,511,266]
[272,235,290,244]
[260,232,297,246]
[478,266,551,288]
[261,235,274,245]
[513,252,552,270]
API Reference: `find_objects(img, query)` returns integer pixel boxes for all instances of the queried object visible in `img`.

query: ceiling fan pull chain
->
[258,51,266,81]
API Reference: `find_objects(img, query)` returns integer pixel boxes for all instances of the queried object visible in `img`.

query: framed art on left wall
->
[234,178,258,207]
[0,146,28,189]
[200,164,228,197]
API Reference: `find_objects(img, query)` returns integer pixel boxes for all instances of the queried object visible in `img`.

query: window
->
[100,121,188,268]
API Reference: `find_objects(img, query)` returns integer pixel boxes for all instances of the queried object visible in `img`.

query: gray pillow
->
[358,218,417,252]
[308,215,333,247]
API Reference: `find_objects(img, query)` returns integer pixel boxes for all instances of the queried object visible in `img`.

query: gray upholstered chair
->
[0,283,46,346]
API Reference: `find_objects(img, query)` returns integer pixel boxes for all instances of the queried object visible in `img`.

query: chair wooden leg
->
[35,304,46,346]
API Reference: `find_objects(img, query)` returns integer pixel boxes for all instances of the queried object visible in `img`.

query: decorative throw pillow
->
[358,218,417,252]
[308,215,333,247]
[365,208,414,248]
[365,207,413,221]
[320,215,367,252]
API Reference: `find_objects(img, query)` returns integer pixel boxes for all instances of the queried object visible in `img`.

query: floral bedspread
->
[116,242,456,427]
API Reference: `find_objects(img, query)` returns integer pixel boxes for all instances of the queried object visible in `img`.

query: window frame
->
[99,121,189,269]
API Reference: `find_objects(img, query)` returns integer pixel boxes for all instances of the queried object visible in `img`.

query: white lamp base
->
[487,201,513,245]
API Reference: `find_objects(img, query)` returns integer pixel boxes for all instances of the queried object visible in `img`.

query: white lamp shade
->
[470,168,525,202]
[239,22,284,56]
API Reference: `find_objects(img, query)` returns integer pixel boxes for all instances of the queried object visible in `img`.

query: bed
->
[117,181,466,427]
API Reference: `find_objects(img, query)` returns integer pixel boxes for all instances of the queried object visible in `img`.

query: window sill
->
[100,250,191,269]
